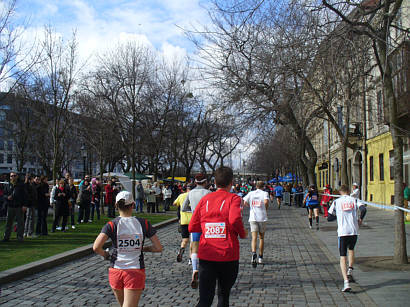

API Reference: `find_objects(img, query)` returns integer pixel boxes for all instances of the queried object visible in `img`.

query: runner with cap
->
[327,184,367,292]
[93,191,163,306]
[182,173,211,289]
[303,184,320,230]
[243,181,269,267]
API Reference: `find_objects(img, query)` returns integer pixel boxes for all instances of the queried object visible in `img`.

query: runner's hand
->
[358,219,362,226]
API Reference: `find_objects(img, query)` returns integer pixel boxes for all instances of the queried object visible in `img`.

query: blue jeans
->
[135,199,144,212]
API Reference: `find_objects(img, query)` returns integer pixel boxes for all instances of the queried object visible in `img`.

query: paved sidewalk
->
[0,204,409,306]
[313,205,410,307]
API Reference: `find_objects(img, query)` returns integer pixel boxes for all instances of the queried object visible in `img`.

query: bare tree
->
[18,27,81,180]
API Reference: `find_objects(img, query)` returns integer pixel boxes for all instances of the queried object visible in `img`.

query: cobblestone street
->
[1,205,377,306]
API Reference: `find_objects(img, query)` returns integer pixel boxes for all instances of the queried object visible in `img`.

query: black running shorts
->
[308,204,320,210]
[180,225,189,239]
[338,235,358,256]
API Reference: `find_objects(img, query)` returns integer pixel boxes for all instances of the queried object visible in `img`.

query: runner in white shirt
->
[243,181,269,267]
[327,185,367,292]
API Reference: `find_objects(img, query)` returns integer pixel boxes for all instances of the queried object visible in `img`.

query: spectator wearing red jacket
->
[105,180,115,218]
[321,184,333,218]
[189,166,247,307]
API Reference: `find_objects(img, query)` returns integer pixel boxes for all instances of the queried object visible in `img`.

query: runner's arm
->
[188,200,202,233]
[93,233,109,259]
[143,234,163,252]
[327,203,336,222]
[264,199,269,209]
[229,196,247,239]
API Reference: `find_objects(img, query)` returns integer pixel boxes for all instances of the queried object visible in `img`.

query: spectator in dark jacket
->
[78,178,92,223]
[52,179,69,232]
[35,176,50,236]
[24,175,38,237]
[68,177,78,229]
[105,179,115,218]
[135,180,145,213]
[3,172,28,242]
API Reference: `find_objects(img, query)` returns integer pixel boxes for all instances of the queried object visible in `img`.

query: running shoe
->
[342,281,351,292]
[309,225,312,229]
[347,267,355,282]
[71,225,76,229]
[258,257,263,264]
[188,259,192,265]
[177,248,185,262]
[191,271,199,289]
[251,253,257,268]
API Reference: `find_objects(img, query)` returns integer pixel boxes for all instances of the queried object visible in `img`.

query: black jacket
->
[4,181,28,208]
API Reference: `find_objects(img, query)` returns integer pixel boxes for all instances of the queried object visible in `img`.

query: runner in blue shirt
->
[274,184,284,209]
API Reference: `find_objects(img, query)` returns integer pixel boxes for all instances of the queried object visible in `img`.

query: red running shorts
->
[109,268,146,290]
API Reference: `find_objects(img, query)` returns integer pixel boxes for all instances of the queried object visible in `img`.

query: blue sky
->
[14,0,210,61]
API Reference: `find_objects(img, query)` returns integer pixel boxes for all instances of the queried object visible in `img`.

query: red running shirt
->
[189,189,246,262]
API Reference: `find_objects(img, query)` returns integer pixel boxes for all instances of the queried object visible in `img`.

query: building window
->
[379,153,384,181]
[377,90,383,122]
[370,156,374,181]
[0,140,3,150]
[389,150,394,180]
[319,171,322,187]
[7,154,12,164]
[7,140,13,151]
[0,153,3,163]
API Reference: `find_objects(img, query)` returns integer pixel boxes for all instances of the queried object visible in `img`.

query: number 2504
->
[119,239,140,247]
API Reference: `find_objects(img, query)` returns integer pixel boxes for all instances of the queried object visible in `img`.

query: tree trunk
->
[341,141,348,186]
[378,39,408,264]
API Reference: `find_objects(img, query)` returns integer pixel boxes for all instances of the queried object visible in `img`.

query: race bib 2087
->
[204,222,226,239]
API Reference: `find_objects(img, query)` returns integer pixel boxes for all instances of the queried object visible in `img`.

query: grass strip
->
[0,212,173,271]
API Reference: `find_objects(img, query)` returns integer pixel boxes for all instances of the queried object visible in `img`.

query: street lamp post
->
[81,145,87,178]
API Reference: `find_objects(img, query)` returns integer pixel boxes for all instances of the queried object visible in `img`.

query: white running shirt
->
[243,189,269,222]
[328,195,364,237]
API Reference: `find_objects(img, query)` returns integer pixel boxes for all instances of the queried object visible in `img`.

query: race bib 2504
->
[117,234,142,253]
[204,222,226,239]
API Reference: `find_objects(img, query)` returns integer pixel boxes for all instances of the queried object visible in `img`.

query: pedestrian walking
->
[182,173,211,289]
[93,191,163,307]
[304,184,320,230]
[153,182,162,213]
[243,181,269,267]
[327,184,367,292]
[189,166,247,307]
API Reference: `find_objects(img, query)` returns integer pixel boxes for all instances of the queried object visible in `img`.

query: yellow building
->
[366,132,395,205]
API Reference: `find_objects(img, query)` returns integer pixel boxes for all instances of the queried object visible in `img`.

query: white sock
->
[191,253,198,272]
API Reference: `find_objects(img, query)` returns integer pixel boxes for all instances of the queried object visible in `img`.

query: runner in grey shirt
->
[182,174,211,289]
